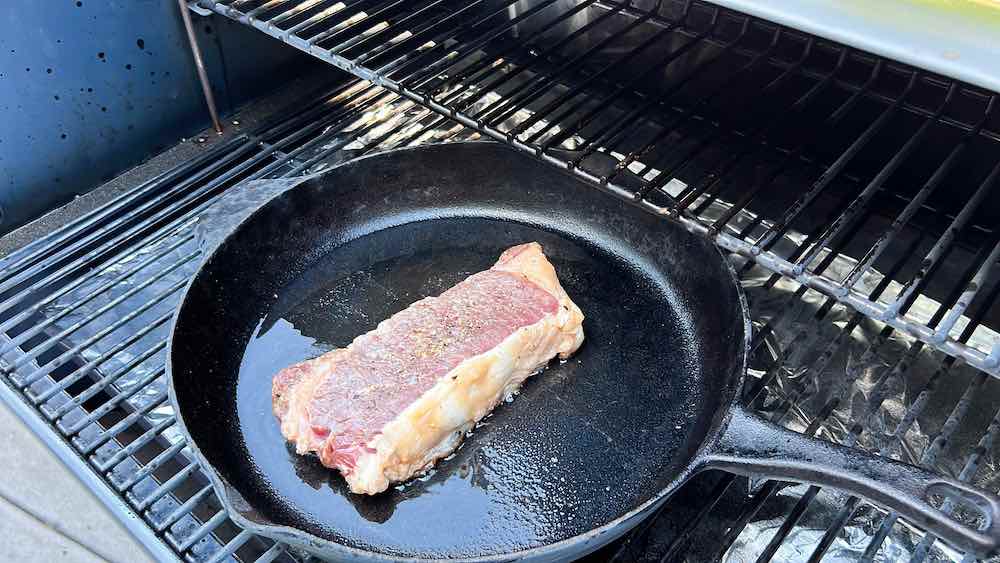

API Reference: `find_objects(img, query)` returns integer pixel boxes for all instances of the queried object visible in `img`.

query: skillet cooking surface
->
[169,143,746,559]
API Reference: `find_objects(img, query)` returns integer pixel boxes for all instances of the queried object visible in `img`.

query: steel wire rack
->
[196,0,1000,378]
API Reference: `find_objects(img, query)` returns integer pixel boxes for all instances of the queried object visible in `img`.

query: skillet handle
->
[700,405,1000,558]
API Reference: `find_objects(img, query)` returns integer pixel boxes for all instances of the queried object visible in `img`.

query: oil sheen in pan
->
[235,218,696,558]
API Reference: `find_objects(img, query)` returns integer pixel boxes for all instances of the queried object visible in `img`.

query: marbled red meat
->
[272,242,585,494]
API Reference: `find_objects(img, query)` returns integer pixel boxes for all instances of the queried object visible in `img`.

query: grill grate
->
[0,78,481,563]
[2,73,1000,561]
[196,0,1000,378]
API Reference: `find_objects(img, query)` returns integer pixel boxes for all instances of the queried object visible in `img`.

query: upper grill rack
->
[197,0,1000,377]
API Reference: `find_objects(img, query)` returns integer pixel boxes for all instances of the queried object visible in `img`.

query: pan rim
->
[166,141,753,562]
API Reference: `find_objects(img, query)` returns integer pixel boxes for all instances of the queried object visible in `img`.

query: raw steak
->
[272,242,585,494]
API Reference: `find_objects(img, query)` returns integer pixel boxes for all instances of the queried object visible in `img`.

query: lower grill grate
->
[1,76,999,562]
[197,0,1000,379]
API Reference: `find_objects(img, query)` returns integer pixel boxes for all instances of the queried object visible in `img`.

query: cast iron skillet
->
[168,142,1000,561]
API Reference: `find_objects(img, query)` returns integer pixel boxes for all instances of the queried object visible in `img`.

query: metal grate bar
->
[136,460,202,511]
[389,0,565,84]
[657,205,961,559]
[406,0,601,96]
[0,143,254,302]
[11,252,198,375]
[698,48,864,228]
[475,5,681,131]
[858,279,1000,560]
[744,66,916,251]
[911,402,1000,562]
[0,135,250,278]
[0,79,368,316]
[32,336,167,406]
[173,509,229,552]
[0,232,195,358]
[83,405,174,457]
[530,13,733,150]
[45,334,168,419]
[255,542,288,563]
[442,2,631,112]
[8,20,1000,556]
[206,530,255,563]
[735,243,927,561]
[62,367,167,436]
[115,441,188,492]
[14,279,184,384]
[154,484,215,534]
[600,28,785,185]
[935,235,1000,344]
[792,81,956,276]
[843,92,992,292]
[504,11,688,138]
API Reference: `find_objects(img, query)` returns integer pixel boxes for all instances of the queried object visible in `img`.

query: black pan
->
[168,142,1000,561]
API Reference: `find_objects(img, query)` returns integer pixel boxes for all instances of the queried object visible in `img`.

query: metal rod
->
[529,8,728,148]
[674,38,819,210]
[704,47,854,229]
[85,402,173,470]
[82,407,174,457]
[4,249,198,363]
[62,367,167,436]
[445,1,628,111]
[327,0,448,55]
[392,0,565,86]
[477,3,662,127]
[0,231,195,350]
[116,440,188,492]
[205,530,254,563]
[895,157,1000,325]
[136,460,201,511]
[745,67,918,250]
[256,541,288,563]
[933,235,1000,343]
[0,135,245,281]
[9,270,190,375]
[174,509,229,552]
[284,1,353,36]
[32,335,167,406]
[507,13,685,139]
[842,91,989,292]
[410,0,601,96]
[579,26,779,180]
[792,80,955,274]
[649,212,913,560]
[154,484,215,533]
[352,0,504,68]
[283,99,430,176]
[305,0,405,47]
[179,0,224,134]
[0,83,374,328]
[744,233,991,558]
[908,401,1000,562]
